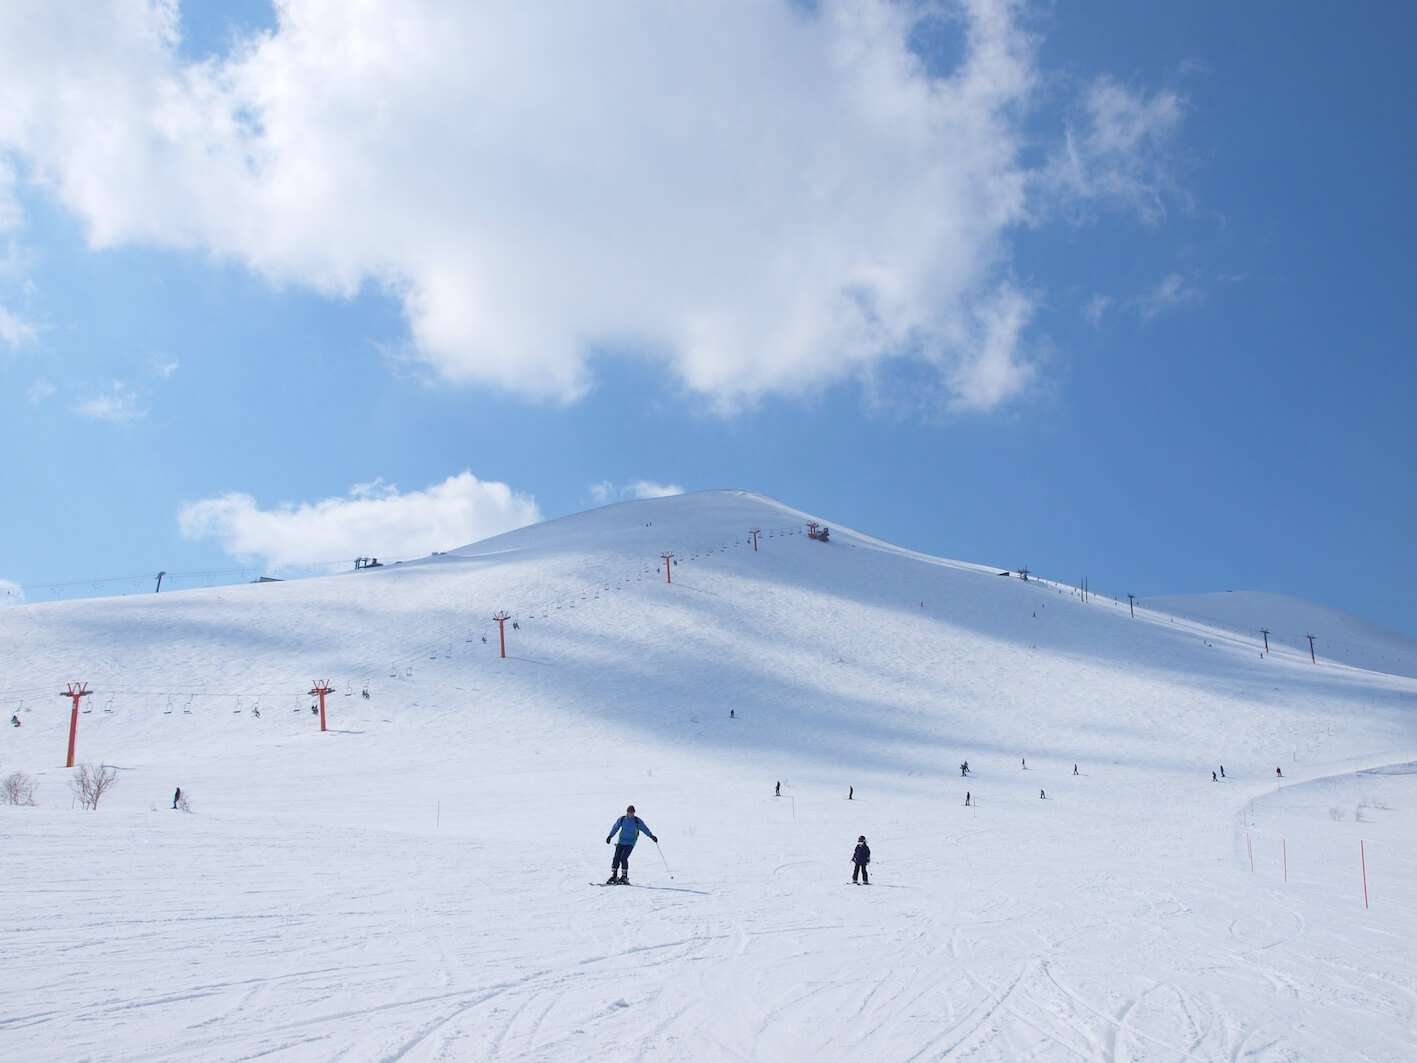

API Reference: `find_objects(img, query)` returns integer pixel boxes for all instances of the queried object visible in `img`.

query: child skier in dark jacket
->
[852,836,870,884]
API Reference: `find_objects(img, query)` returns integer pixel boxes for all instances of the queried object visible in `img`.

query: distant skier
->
[1073,764,1078,776]
[605,805,657,885]
[1212,771,1217,782]
[1021,758,1026,769]
[362,687,370,700]
[852,836,871,884]
[172,787,182,810]
[252,706,260,718]
[730,709,735,718]
[965,791,970,807]
[1276,767,1283,778]
[9,714,19,727]
[1220,765,1225,778]
[775,781,781,797]
[1040,789,1046,799]
[848,786,853,800]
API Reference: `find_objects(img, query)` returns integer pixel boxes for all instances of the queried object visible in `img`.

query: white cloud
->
[627,481,683,500]
[0,1,1187,412]
[1135,272,1200,320]
[151,357,180,378]
[0,304,36,347]
[1084,293,1111,325]
[588,480,684,505]
[26,379,54,403]
[76,381,144,422]
[177,471,541,568]
[1042,75,1186,225]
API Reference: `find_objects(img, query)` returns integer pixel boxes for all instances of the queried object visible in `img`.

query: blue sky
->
[1,0,1413,637]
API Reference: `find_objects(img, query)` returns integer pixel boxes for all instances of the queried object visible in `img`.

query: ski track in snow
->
[1,491,1414,1061]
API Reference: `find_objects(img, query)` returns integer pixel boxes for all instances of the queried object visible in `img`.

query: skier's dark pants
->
[852,862,869,884]
[612,844,634,875]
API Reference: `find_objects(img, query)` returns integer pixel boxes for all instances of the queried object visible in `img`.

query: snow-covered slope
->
[1,490,1413,1062]
[1144,589,1417,680]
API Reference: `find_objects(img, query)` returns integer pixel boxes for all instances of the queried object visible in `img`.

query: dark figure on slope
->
[852,836,871,884]
[1276,767,1283,778]
[775,781,780,797]
[965,792,970,807]
[605,805,656,884]
[172,786,182,810]
[1220,765,1225,778]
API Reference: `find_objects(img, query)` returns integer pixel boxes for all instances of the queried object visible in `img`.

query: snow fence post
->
[1361,840,1369,909]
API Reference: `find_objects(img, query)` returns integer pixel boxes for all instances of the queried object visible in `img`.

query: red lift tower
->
[661,553,674,584]
[308,680,334,732]
[493,611,511,658]
[60,682,91,767]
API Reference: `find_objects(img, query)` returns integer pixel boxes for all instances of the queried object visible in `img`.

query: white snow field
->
[1,490,1413,1062]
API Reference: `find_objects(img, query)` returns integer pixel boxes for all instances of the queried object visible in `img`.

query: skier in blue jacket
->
[605,805,657,884]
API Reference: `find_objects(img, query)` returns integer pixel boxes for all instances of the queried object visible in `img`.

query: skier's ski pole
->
[655,839,674,879]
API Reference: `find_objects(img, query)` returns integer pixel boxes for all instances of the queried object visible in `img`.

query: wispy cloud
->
[0,304,35,348]
[151,357,180,379]
[1084,294,1112,325]
[1042,75,1187,225]
[26,379,54,404]
[590,480,685,505]
[76,381,144,422]
[1135,272,1201,320]
[0,1,1189,414]
[178,471,541,568]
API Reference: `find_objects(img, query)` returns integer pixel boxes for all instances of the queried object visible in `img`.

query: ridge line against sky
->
[0,1,1413,637]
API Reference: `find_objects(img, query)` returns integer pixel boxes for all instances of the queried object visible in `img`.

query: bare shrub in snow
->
[1329,806,1344,821]
[2,771,38,806]
[70,763,118,810]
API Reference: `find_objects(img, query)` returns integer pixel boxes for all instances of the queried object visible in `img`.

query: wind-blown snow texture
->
[2,490,1413,1061]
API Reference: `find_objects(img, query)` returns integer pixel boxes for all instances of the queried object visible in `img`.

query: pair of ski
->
[592,880,635,887]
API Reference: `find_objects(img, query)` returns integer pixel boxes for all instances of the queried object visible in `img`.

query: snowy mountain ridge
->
[1,489,1413,1061]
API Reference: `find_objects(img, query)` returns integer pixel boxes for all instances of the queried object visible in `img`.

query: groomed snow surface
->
[2,490,1413,1062]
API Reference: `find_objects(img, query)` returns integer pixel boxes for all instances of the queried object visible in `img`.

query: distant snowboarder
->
[852,836,871,884]
[605,805,657,884]
[172,787,182,810]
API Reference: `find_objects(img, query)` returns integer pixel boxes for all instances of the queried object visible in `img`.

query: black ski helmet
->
[627,805,635,814]
[858,835,866,842]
